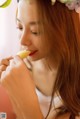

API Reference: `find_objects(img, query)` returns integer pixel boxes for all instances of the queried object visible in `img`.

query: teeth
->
[17,50,31,59]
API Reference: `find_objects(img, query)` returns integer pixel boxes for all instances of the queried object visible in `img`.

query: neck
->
[41,57,59,71]
[32,59,58,96]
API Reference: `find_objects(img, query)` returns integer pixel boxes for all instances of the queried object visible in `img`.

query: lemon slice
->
[17,50,31,59]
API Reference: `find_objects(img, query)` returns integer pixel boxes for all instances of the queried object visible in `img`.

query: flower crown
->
[51,0,80,13]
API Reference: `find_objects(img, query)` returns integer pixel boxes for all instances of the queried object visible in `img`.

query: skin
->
[16,0,59,96]
[0,1,44,119]
[17,0,57,67]
[0,0,80,119]
[0,56,43,119]
[31,59,57,96]
[0,1,58,118]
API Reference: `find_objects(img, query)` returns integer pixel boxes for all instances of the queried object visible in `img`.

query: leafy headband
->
[0,0,80,13]
[51,0,80,13]
[0,0,11,8]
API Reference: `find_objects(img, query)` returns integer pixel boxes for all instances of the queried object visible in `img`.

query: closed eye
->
[32,31,38,35]
[31,31,40,36]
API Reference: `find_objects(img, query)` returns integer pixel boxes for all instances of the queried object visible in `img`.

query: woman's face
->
[17,0,52,61]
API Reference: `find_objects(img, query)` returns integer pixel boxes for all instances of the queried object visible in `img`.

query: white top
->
[36,89,80,118]
[36,89,60,118]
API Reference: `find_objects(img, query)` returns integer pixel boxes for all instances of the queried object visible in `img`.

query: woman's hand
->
[0,56,43,119]
[0,57,12,77]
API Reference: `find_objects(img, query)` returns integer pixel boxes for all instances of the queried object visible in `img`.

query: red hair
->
[36,0,80,118]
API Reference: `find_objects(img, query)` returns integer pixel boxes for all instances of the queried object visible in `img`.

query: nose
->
[20,31,32,47]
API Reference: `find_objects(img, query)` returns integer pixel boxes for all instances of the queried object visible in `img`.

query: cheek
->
[40,42,51,56]
[31,37,41,47]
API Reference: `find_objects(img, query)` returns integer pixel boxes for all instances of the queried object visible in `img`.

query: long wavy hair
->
[17,0,80,118]
[35,0,80,119]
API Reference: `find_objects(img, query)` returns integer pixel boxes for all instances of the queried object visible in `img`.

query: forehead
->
[17,0,38,23]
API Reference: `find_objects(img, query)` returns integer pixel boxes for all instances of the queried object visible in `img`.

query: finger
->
[9,59,16,66]
[0,70,2,78]
[0,65,7,71]
[13,56,24,65]
[0,57,13,66]
[0,71,6,80]
[0,66,10,81]
[0,59,17,80]
[6,56,13,60]
[0,65,6,78]
[24,58,32,71]
[14,56,33,72]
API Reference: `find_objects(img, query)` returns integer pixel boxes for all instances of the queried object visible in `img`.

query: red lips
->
[29,50,38,56]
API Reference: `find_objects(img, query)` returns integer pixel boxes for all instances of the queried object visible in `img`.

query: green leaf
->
[0,0,12,8]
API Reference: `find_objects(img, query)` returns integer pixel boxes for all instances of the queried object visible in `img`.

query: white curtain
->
[0,0,20,60]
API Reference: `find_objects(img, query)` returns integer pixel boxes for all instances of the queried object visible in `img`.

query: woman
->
[0,0,80,119]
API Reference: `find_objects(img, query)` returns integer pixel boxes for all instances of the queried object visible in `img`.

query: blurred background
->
[0,0,20,60]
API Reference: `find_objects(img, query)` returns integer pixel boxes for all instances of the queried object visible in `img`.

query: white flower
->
[51,0,80,13]
[75,7,80,13]
[66,0,76,10]
[66,0,80,12]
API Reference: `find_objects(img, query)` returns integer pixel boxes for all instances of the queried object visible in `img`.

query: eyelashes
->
[17,0,19,3]
[16,26,23,30]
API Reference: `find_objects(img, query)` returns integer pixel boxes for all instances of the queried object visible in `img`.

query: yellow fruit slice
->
[0,0,11,8]
[17,50,31,59]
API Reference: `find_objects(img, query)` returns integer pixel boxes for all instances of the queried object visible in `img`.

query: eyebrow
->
[16,18,40,26]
